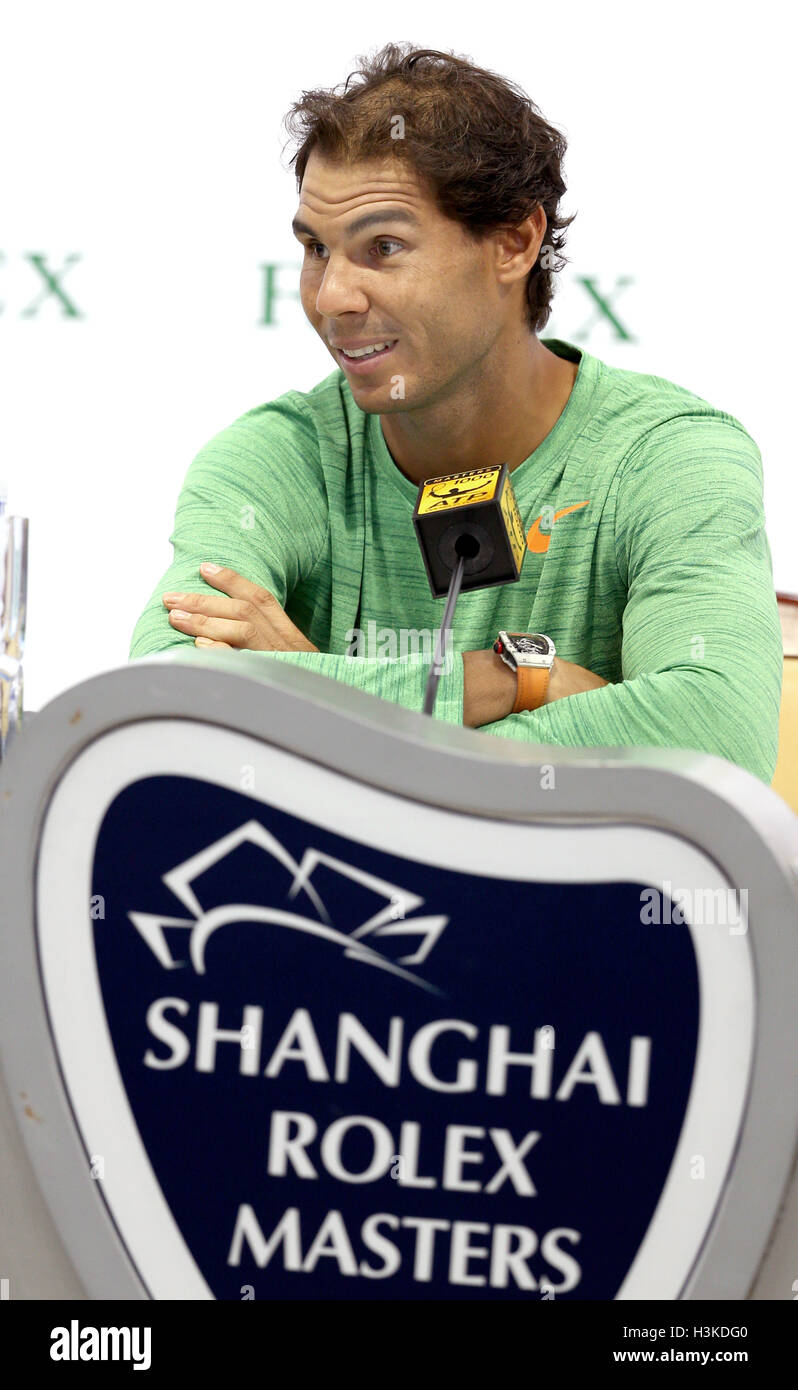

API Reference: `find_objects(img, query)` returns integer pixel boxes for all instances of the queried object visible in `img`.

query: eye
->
[372,239,402,257]
[303,237,403,265]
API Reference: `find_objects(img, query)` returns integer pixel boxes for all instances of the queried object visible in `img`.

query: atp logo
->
[127,819,448,994]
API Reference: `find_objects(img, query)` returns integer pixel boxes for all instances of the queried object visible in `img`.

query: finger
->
[185,570,319,652]
[196,562,275,608]
[194,637,234,649]
[167,608,256,647]
[163,591,252,621]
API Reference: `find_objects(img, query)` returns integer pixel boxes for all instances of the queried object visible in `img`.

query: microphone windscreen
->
[412,463,526,598]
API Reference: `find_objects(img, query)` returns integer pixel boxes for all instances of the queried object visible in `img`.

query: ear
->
[491,205,548,289]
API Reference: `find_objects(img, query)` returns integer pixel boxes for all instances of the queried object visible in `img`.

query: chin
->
[357,392,411,415]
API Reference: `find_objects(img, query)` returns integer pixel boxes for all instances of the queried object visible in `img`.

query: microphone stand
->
[423,551,466,717]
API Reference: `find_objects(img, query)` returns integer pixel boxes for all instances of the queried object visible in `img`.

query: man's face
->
[292,150,510,412]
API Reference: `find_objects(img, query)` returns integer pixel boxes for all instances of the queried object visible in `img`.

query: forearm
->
[140,640,468,727]
[478,665,781,785]
[462,650,608,728]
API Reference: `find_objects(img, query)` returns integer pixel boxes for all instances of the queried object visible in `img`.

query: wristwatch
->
[493,631,556,713]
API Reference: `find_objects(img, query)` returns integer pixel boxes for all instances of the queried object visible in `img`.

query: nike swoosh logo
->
[527,500,591,553]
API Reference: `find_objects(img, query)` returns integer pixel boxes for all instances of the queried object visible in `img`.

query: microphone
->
[412,464,526,715]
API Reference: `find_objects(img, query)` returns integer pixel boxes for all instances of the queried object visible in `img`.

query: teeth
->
[342,341,392,358]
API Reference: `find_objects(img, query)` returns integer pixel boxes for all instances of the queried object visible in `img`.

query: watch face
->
[510,634,550,656]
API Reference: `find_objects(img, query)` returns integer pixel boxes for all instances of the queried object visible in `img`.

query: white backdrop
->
[2,1,795,713]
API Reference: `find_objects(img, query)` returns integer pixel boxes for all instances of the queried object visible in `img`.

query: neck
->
[379,334,578,487]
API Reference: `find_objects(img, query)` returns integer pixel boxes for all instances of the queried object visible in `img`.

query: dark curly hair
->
[281,42,576,334]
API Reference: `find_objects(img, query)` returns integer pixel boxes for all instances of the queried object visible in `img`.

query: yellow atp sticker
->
[499,473,526,573]
[416,467,500,515]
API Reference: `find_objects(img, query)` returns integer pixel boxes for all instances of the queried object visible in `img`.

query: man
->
[129,44,782,783]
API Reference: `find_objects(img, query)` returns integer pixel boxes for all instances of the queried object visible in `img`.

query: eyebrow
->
[291,208,421,241]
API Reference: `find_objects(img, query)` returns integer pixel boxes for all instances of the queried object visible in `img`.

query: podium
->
[2,648,798,1300]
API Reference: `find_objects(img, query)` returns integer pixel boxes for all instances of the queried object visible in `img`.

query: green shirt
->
[128,337,783,783]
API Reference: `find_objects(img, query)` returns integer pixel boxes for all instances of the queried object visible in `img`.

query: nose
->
[314,257,370,318]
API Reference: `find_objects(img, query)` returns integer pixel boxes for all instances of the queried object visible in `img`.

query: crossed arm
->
[130,412,782,783]
[160,562,608,728]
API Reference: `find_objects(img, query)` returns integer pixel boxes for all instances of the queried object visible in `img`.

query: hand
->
[162,563,319,653]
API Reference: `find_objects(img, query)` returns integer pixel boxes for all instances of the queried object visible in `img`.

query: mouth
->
[333,340,398,375]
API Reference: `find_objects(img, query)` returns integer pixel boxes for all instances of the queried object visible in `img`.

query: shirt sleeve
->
[128,398,466,728]
[232,647,465,727]
[128,395,328,652]
[477,415,783,784]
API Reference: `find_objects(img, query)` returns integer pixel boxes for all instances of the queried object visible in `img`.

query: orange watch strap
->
[512,663,550,713]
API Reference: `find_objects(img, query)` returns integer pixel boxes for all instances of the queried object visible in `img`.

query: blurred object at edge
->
[0,496,28,760]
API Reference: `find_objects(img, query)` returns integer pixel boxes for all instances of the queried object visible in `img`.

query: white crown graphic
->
[127,819,448,994]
